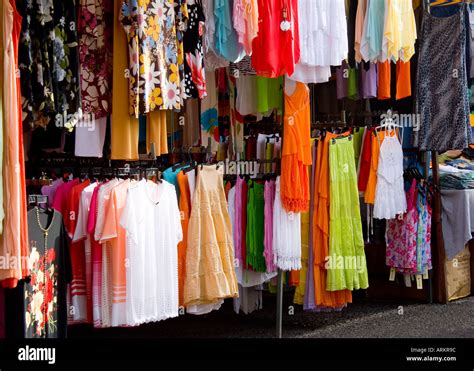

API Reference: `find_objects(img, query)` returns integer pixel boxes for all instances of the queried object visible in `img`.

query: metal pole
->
[276,269,284,338]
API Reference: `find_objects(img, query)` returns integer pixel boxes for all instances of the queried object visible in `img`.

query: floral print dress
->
[385,180,419,273]
[17,0,81,130]
[183,0,206,98]
[121,0,184,116]
[5,209,72,339]
[78,0,114,119]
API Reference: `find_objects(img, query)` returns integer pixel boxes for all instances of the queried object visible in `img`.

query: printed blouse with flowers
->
[78,0,114,120]
[174,0,189,102]
[17,208,72,339]
[17,0,81,130]
[121,0,184,116]
[183,0,207,99]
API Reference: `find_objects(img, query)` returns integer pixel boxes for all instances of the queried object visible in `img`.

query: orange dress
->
[177,171,191,307]
[364,130,396,205]
[280,82,312,213]
[0,0,27,287]
[313,133,352,308]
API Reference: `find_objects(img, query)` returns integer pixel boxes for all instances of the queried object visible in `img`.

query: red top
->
[251,0,300,78]
[358,128,374,192]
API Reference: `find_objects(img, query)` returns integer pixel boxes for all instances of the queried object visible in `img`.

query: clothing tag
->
[404,275,412,287]
[423,270,429,280]
[416,275,423,290]
[389,268,396,281]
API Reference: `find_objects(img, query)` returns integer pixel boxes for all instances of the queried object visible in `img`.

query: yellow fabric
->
[384,0,417,62]
[111,0,139,160]
[146,110,168,156]
[184,166,239,307]
[293,210,310,305]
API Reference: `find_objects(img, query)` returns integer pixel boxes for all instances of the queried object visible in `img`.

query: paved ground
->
[68,294,474,338]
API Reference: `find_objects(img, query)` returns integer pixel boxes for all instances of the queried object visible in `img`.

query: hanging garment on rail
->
[100,179,134,327]
[251,0,300,77]
[280,81,312,213]
[184,166,238,311]
[184,0,207,99]
[263,180,277,273]
[214,0,245,63]
[416,4,472,151]
[313,133,353,308]
[289,0,347,84]
[246,181,266,272]
[233,0,259,56]
[73,182,99,324]
[0,0,28,286]
[373,134,407,219]
[272,177,302,271]
[120,180,182,325]
[6,208,72,339]
[120,0,184,114]
[386,179,418,273]
[327,136,369,292]
[110,0,139,160]
[64,179,91,324]
[17,0,81,129]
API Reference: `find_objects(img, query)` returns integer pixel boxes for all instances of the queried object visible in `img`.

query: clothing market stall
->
[0,0,472,340]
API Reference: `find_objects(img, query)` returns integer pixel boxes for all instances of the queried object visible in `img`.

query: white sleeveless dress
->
[373,135,407,219]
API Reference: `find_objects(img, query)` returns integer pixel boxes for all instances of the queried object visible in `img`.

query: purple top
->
[336,60,349,100]
[360,62,378,99]
[41,178,65,207]
[234,177,244,266]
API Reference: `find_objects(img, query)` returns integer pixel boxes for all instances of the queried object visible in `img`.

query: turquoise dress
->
[362,0,386,61]
[214,0,245,62]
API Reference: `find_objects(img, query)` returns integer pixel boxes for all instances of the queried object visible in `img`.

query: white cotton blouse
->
[120,179,183,326]
[289,0,348,83]
[373,135,407,220]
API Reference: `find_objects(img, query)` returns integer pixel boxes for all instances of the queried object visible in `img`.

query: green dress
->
[327,137,369,291]
[246,181,266,272]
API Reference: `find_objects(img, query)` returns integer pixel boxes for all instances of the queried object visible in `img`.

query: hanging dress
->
[0,0,24,284]
[327,136,369,291]
[416,4,471,151]
[280,82,312,213]
[184,0,207,99]
[7,208,72,338]
[251,0,300,77]
[386,179,419,273]
[314,133,352,307]
[373,135,407,219]
[184,166,238,309]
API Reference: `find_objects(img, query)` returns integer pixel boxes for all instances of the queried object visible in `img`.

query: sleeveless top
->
[374,135,407,219]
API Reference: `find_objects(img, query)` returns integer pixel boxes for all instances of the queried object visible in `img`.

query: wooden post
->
[430,150,448,303]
